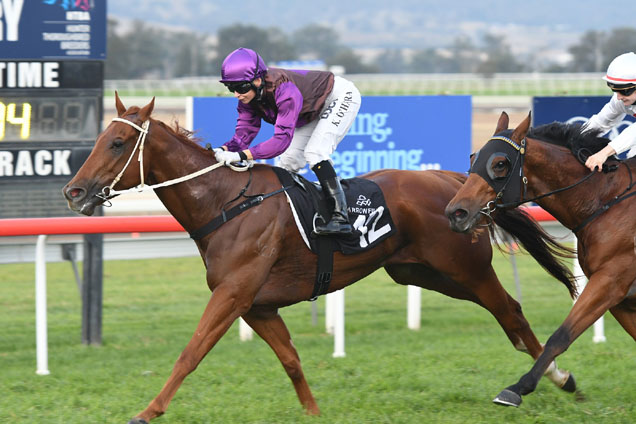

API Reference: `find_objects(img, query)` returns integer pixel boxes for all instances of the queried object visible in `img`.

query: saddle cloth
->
[271,167,396,255]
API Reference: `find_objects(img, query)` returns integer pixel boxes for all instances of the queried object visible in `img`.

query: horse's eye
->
[486,153,510,181]
[111,139,124,149]
[493,160,506,171]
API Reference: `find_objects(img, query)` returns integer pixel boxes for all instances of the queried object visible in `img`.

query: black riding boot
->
[312,160,352,236]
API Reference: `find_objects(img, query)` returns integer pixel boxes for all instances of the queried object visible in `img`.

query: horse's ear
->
[511,111,531,142]
[138,97,155,121]
[493,111,509,135]
[115,91,126,117]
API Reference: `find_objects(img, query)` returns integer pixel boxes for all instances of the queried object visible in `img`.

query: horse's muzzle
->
[445,205,477,233]
[62,184,103,216]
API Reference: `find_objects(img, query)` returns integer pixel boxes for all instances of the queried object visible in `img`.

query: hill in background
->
[108,0,615,61]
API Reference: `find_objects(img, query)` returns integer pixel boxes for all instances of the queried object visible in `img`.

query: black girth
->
[189,169,291,240]
[270,167,336,301]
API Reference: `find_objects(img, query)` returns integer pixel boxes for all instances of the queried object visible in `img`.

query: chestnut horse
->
[446,111,636,407]
[64,96,574,423]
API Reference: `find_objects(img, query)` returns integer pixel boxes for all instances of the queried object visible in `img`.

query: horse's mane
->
[152,118,205,149]
[529,121,610,156]
[123,106,207,151]
[492,208,578,299]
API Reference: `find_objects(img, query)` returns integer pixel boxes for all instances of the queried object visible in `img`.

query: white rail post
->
[35,235,50,375]
[593,312,606,343]
[238,317,253,341]
[325,292,335,335]
[332,289,346,358]
[407,285,421,330]
[573,237,606,343]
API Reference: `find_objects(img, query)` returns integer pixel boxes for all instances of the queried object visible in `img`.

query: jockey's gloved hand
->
[212,147,225,154]
[215,149,242,164]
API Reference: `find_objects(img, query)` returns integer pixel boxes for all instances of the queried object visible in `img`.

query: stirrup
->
[314,219,353,236]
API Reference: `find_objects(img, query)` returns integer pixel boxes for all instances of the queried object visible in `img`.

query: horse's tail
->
[492,207,579,299]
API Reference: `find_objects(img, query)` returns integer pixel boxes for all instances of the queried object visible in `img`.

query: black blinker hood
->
[470,134,525,206]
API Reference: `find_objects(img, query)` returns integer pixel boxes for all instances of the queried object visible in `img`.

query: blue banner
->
[533,96,636,141]
[0,0,106,60]
[190,96,471,180]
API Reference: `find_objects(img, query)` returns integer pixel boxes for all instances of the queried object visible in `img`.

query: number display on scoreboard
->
[0,95,99,142]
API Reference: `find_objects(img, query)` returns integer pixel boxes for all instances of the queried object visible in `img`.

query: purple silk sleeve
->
[223,102,261,151]
[224,81,304,160]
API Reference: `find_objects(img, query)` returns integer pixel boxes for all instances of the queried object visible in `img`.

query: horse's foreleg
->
[242,309,320,415]
[129,285,248,424]
[469,275,575,392]
[493,275,624,407]
[385,263,575,393]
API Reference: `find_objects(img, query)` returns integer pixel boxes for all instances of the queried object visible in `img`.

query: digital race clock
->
[0,91,100,142]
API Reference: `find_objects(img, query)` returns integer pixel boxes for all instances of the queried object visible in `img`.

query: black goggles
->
[607,82,636,96]
[225,81,253,94]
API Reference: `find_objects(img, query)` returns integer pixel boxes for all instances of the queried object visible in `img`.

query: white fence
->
[105,72,608,97]
[4,211,604,375]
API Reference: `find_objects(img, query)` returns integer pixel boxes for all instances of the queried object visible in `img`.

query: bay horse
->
[446,111,636,407]
[64,95,575,423]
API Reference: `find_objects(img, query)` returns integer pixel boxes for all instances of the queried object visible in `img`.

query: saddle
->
[271,167,396,300]
[270,167,395,255]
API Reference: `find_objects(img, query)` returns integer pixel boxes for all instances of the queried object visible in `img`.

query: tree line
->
[105,19,636,79]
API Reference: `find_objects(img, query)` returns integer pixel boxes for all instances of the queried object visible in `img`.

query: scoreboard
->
[0,1,106,218]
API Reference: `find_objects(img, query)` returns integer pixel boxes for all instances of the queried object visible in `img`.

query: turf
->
[1,251,634,423]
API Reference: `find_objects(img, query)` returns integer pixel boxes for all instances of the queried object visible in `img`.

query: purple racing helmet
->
[220,48,268,83]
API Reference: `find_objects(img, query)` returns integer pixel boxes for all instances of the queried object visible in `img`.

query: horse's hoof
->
[561,373,576,393]
[127,419,148,424]
[493,389,522,407]
[574,390,586,402]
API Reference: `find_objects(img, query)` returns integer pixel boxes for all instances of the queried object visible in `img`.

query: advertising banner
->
[0,0,106,60]
[533,96,636,141]
[190,96,472,180]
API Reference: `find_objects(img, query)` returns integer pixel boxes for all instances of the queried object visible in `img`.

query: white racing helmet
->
[603,52,636,88]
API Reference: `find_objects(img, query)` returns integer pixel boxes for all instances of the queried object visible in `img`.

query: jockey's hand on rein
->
[215,149,242,164]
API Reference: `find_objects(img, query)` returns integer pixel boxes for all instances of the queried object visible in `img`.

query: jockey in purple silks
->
[214,47,362,236]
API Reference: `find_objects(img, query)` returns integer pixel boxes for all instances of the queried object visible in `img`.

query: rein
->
[97,116,292,240]
[481,135,596,211]
[480,170,597,228]
[495,170,597,209]
[97,117,250,203]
